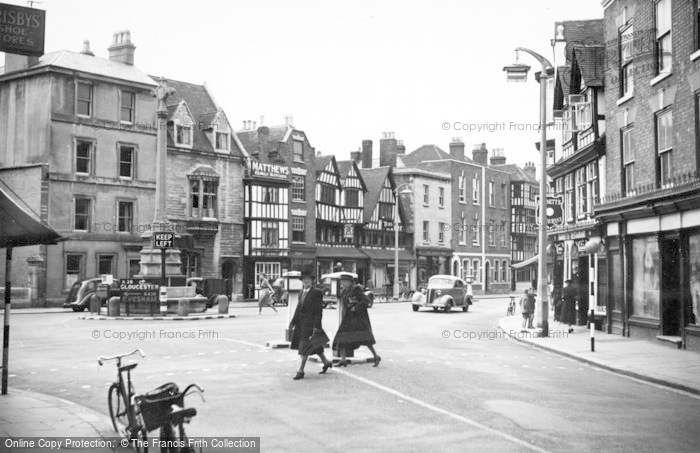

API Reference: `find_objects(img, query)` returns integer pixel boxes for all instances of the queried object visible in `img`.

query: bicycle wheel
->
[108,384,128,433]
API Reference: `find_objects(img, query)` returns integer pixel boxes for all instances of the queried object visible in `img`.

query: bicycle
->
[137,383,205,453]
[99,349,148,450]
[506,296,516,316]
[99,349,205,453]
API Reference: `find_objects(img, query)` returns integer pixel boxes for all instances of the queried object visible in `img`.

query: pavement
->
[498,310,700,396]
[0,388,131,452]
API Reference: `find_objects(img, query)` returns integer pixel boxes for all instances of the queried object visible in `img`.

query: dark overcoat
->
[332,284,375,351]
[290,287,324,352]
[560,285,577,325]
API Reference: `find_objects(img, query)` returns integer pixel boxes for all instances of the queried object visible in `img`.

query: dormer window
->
[216,132,229,151]
[176,124,192,146]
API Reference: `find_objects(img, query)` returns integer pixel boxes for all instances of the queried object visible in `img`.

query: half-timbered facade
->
[243,160,291,299]
[358,167,414,292]
[315,156,368,278]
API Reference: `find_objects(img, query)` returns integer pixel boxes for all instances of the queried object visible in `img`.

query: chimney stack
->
[3,54,39,73]
[523,161,537,181]
[472,143,489,167]
[361,140,373,169]
[490,148,506,166]
[396,140,406,155]
[81,40,94,56]
[449,137,465,161]
[284,114,294,127]
[350,150,362,165]
[108,30,136,65]
[379,132,399,167]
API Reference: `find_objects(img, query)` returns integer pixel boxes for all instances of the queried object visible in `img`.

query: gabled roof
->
[236,125,292,155]
[491,164,538,183]
[555,19,604,65]
[314,155,334,173]
[336,160,368,191]
[1,50,157,87]
[152,77,245,158]
[572,45,605,88]
[400,144,472,167]
[358,167,391,220]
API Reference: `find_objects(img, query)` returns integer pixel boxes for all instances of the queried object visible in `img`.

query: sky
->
[1,0,605,173]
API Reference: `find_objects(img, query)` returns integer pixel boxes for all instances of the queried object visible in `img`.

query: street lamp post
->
[393,183,413,300]
[504,47,552,337]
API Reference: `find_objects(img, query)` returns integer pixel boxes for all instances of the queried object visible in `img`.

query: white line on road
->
[335,369,551,453]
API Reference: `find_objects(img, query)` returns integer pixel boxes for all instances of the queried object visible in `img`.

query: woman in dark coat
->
[332,273,380,367]
[560,279,577,333]
[289,273,333,380]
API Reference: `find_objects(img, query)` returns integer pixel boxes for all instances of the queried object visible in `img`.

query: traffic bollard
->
[590,309,595,352]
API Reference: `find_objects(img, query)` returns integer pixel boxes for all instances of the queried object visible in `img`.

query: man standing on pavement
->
[560,279,577,333]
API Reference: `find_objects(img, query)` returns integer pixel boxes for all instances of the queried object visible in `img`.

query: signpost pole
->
[161,248,166,288]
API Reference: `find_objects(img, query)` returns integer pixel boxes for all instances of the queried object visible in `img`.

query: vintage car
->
[63,277,120,312]
[412,275,472,312]
[320,272,374,309]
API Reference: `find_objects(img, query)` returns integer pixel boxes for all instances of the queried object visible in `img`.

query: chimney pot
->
[81,40,94,56]
[108,29,136,65]
[252,121,257,129]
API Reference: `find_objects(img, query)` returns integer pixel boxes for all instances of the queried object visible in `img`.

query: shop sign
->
[577,239,588,252]
[343,224,354,239]
[250,161,289,180]
[0,3,45,57]
[535,195,563,229]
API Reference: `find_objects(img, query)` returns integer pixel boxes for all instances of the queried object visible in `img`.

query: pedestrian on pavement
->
[257,273,277,315]
[560,279,576,333]
[332,273,381,367]
[527,289,536,329]
[290,272,333,380]
[519,288,532,331]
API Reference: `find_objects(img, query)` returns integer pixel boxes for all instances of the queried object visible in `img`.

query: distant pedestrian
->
[560,279,576,333]
[290,272,333,380]
[332,273,381,367]
[519,288,532,331]
[527,289,536,329]
[257,273,277,315]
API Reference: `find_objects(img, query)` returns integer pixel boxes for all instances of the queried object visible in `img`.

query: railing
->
[596,171,700,206]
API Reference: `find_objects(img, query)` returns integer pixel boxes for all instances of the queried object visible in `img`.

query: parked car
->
[186,277,227,309]
[412,275,472,313]
[319,272,374,309]
[63,278,120,312]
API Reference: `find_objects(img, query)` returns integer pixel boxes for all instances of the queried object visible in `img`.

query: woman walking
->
[257,273,277,315]
[519,288,532,331]
[289,272,333,380]
[332,273,381,367]
[560,279,576,333]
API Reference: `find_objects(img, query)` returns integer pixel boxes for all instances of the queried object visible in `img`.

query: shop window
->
[689,233,700,325]
[631,236,660,319]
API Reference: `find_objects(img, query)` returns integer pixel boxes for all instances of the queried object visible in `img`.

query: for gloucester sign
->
[0,3,45,57]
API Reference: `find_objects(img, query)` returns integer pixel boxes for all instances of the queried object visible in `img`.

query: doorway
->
[577,255,589,324]
[661,238,681,336]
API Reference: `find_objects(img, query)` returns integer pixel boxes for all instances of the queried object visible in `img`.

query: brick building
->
[596,0,700,350]
[398,140,511,294]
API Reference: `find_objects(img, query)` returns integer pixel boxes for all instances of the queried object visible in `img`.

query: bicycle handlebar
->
[98,348,145,366]
[183,383,205,403]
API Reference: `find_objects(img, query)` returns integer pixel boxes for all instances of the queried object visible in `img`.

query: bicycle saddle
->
[118,363,138,373]
[169,406,197,424]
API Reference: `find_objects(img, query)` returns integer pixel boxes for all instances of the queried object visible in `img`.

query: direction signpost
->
[153,232,174,287]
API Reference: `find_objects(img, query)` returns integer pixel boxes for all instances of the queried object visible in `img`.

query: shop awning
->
[511,254,540,269]
[361,249,415,262]
[0,180,63,248]
[315,246,367,260]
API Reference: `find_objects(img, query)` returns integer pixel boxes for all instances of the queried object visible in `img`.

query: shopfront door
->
[661,238,681,336]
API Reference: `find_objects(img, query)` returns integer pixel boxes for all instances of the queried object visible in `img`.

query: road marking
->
[336,369,551,453]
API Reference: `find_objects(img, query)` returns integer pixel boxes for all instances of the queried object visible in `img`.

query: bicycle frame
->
[99,349,145,437]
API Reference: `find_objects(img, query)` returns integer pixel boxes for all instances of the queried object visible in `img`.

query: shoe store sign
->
[0,2,45,57]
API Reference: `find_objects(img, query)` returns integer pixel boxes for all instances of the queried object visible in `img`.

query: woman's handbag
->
[300,329,330,355]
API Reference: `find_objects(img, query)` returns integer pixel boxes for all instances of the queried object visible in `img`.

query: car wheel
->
[432,307,439,312]
[412,304,419,312]
[444,302,452,313]
[73,305,86,312]
[462,305,469,312]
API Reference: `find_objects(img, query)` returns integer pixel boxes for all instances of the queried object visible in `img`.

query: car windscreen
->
[429,278,455,288]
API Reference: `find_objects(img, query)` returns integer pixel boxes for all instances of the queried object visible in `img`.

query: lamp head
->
[503,63,531,82]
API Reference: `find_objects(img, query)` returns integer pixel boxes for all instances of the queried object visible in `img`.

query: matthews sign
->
[0,2,45,57]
